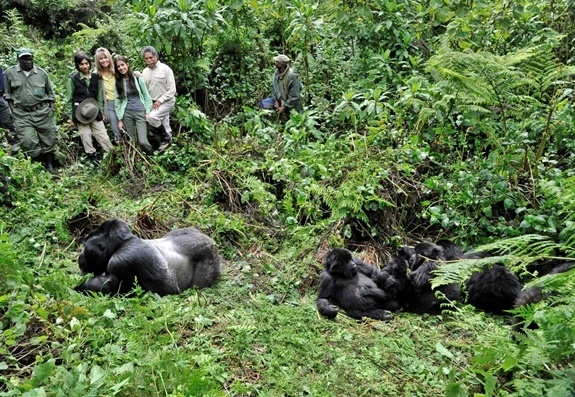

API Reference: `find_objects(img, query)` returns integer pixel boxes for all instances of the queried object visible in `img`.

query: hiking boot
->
[44,152,56,174]
[87,153,100,166]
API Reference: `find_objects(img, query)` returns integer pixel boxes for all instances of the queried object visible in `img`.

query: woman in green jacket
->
[114,55,153,155]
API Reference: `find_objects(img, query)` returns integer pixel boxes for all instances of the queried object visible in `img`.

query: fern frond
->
[475,234,559,257]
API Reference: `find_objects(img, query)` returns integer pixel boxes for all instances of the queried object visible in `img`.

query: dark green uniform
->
[4,64,57,158]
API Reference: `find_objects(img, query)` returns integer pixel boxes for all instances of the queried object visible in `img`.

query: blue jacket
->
[0,67,5,94]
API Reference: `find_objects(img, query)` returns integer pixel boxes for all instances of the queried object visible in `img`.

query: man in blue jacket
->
[0,65,19,154]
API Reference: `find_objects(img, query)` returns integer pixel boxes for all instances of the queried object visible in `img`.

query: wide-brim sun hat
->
[75,98,99,124]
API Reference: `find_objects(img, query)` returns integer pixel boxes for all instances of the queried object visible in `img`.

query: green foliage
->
[0,0,109,39]
[3,0,575,395]
[135,0,228,95]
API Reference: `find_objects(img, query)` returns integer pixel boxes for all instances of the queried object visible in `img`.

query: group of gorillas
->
[317,240,572,323]
[75,219,571,333]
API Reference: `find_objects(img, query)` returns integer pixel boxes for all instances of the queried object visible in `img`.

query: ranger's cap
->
[16,48,34,59]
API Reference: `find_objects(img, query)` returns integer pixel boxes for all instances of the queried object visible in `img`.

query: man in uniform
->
[0,65,19,154]
[4,48,57,173]
[141,46,176,151]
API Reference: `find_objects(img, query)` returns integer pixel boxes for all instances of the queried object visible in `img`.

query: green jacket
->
[114,76,153,120]
[271,67,303,112]
[4,64,55,108]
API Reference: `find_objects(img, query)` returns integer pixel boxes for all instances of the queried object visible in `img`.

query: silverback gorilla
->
[76,219,222,295]
[317,248,393,321]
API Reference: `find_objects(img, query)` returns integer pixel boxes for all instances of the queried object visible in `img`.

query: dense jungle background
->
[1,0,575,395]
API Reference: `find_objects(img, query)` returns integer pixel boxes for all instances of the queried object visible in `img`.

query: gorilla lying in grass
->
[399,240,522,314]
[316,248,393,321]
[76,219,222,295]
[318,241,525,319]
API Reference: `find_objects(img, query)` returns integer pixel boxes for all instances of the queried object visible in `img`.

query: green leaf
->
[33,362,56,382]
[436,342,454,359]
[501,355,518,371]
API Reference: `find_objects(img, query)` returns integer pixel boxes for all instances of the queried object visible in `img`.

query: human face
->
[78,59,91,75]
[116,60,129,76]
[143,51,158,69]
[275,61,286,72]
[98,54,110,69]
[18,55,34,72]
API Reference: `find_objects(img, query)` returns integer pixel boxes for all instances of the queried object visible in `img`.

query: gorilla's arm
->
[358,284,390,301]
[316,273,339,319]
[76,273,133,295]
[353,257,379,278]
[344,307,393,321]
[410,261,438,289]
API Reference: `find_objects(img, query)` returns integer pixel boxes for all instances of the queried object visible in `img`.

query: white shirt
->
[142,60,176,103]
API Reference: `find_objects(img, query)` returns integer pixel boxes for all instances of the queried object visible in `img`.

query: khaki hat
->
[75,98,100,124]
[273,54,290,64]
[16,48,34,59]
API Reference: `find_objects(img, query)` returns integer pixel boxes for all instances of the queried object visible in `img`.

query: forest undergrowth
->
[1,0,575,395]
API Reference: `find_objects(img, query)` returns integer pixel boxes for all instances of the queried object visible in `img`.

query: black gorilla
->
[464,250,522,314]
[403,241,462,314]
[76,219,222,295]
[316,248,393,321]
[408,240,523,314]
[372,256,411,312]
[513,261,574,332]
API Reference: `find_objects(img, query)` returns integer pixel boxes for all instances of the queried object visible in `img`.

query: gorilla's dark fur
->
[464,249,522,314]
[372,256,411,312]
[406,240,523,314]
[403,241,462,314]
[316,248,393,321]
[512,261,574,332]
[76,219,222,295]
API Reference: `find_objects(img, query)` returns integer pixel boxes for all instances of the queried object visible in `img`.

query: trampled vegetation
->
[1,0,574,395]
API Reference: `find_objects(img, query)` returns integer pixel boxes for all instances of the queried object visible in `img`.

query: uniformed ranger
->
[4,48,57,173]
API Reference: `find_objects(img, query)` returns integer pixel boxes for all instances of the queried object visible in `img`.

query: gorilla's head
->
[324,248,358,279]
[385,257,408,277]
[78,219,133,275]
[409,242,446,271]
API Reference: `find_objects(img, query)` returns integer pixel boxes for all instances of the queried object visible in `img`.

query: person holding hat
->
[66,51,113,165]
[260,54,303,115]
[4,48,58,173]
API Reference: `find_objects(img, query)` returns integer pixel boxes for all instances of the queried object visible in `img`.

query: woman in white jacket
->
[114,55,154,154]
